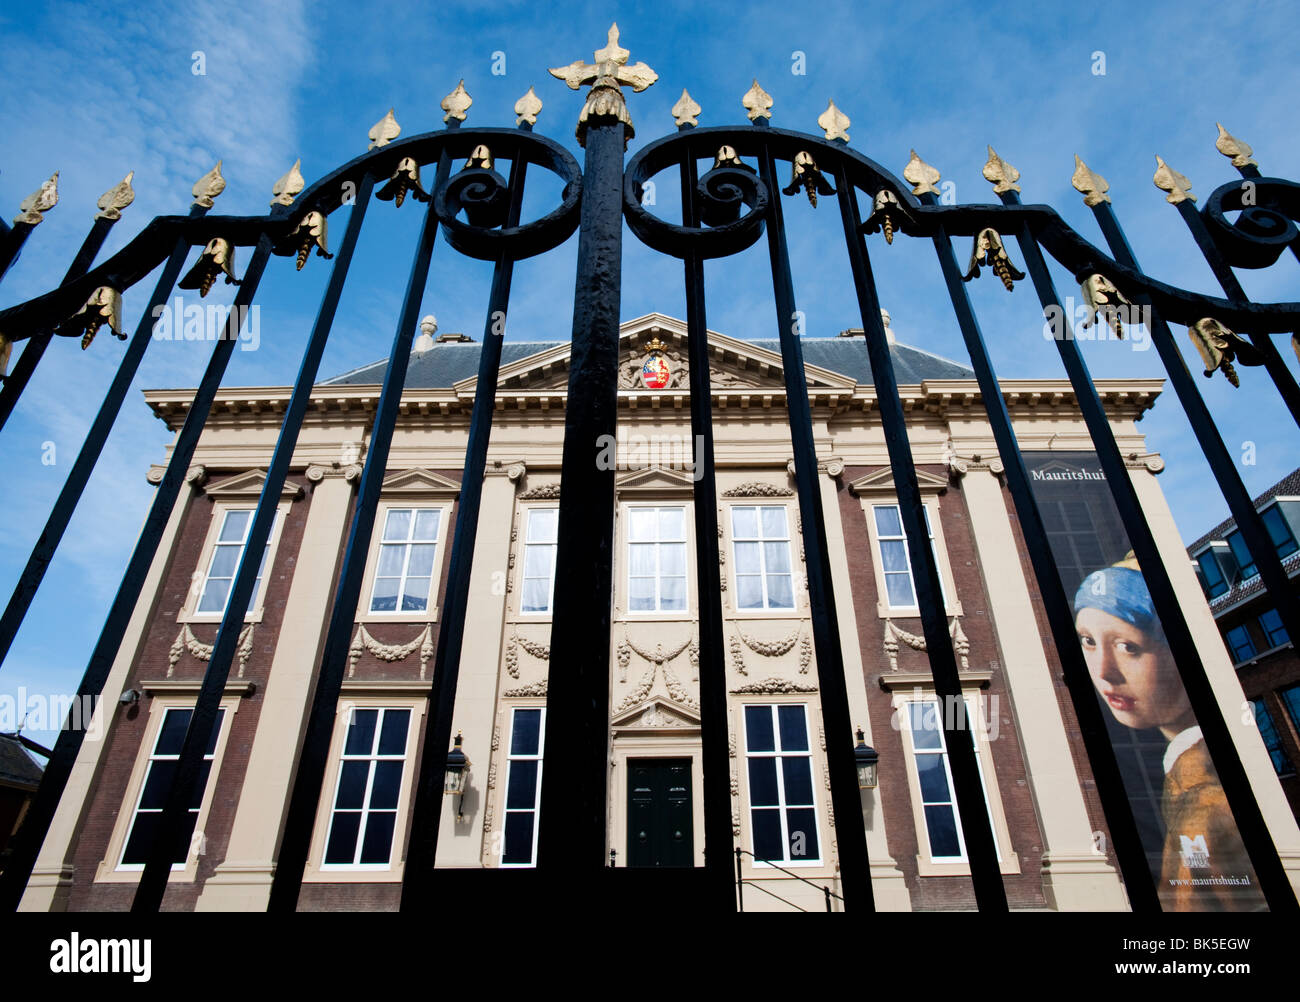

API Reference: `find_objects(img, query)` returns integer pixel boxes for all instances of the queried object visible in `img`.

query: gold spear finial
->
[441,80,472,123]
[548,23,657,147]
[743,80,773,121]
[192,160,226,208]
[818,100,851,143]
[515,86,543,126]
[903,150,941,196]
[271,158,305,206]
[1071,155,1111,206]
[1215,123,1258,169]
[95,171,135,220]
[672,88,701,128]
[15,172,59,225]
[1153,155,1195,204]
[983,146,1021,194]
[369,108,401,149]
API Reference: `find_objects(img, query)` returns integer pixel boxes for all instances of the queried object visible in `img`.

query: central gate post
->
[538,25,657,882]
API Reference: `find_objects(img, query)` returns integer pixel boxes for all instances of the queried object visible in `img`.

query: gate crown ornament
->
[1071,155,1111,206]
[1214,123,1257,169]
[549,23,657,147]
[191,160,226,208]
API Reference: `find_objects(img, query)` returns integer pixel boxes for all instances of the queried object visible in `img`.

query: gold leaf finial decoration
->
[15,172,59,225]
[1080,274,1133,338]
[1215,123,1258,169]
[1153,155,1195,204]
[742,80,773,121]
[441,80,473,123]
[817,100,850,143]
[1189,318,1245,387]
[368,108,401,149]
[192,160,226,208]
[903,150,941,196]
[548,24,657,147]
[95,171,135,220]
[270,158,305,207]
[515,86,543,126]
[982,146,1021,194]
[672,88,701,128]
[178,238,239,297]
[964,229,1024,291]
[1071,155,1111,206]
[61,286,124,350]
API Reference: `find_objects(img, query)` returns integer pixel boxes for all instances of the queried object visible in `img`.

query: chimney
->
[413,314,437,353]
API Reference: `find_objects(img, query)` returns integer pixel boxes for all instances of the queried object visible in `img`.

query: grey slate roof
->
[320,336,975,388]
[0,734,45,790]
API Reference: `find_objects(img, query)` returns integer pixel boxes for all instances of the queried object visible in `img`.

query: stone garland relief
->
[347,623,434,679]
[883,616,970,671]
[616,630,698,711]
[502,630,550,697]
[726,625,817,691]
[168,623,255,678]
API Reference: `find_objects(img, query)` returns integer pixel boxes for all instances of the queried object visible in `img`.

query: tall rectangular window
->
[872,504,946,609]
[120,707,225,868]
[323,707,411,867]
[1281,685,1300,735]
[1226,529,1257,581]
[743,704,820,865]
[501,707,545,867]
[731,505,794,610]
[627,506,686,612]
[1262,505,1299,559]
[369,508,441,613]
[1224,623,1257,663]
[905,699,998,863]
[1259,608,1289,649]
[521,508,558,614]
[1251,701,1295,777]
[196,509,273,615]
[1195,550,1229,600]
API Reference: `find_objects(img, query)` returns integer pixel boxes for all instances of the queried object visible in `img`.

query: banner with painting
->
[1024,451,1266,911]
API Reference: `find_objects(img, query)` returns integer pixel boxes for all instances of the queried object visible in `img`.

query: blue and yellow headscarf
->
[1073,553,1163,639]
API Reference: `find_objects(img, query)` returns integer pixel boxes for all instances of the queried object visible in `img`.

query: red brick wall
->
[838,466,1049,910]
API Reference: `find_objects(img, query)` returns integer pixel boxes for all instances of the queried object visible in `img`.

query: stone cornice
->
[144,377,1164,432]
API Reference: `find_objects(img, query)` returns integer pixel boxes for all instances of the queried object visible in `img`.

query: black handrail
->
[735,847,842,912]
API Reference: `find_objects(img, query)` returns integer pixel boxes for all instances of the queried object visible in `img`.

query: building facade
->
[18,313,1300,911]
[1190,469,1300,823]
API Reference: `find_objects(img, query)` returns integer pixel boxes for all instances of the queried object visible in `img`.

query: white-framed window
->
[195,508,276,617]
[626,505,687,613]
[731,505,795,610]
[117,705,227,872]
[871,503,949,610]
[903,697,999,864]
[520,507,559,614]
[368,507,442,614]
[742,704,821,866]
[321,706,413,869]
[501,706,545,867]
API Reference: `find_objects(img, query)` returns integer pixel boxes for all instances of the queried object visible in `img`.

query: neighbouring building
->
[17,311,1300,911]
[0,731,47,870]
[1189,469,1300,823]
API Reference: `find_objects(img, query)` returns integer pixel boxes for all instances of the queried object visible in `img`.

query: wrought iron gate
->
[1,24,1298,913]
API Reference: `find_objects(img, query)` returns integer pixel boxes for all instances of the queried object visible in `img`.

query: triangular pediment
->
[848,466,950,496]
[457,314,856,394]
[615,465,697,495]
[204,469,303,500]
[380,468,461,497]
[611,696,702,730]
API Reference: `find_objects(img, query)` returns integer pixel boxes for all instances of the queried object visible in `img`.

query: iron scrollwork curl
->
[431,128,582,262]
[624,126,916,261]
[1202,176,1300,270]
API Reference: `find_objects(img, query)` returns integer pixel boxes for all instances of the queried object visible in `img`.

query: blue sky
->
[1,0,1297,748]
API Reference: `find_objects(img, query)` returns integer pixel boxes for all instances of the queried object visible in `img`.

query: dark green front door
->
[627,759,693,867]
